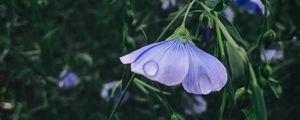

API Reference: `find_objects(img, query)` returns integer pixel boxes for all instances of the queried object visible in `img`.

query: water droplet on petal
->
[143,60,159,77]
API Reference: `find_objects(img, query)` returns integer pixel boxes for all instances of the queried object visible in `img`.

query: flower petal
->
[131,38,189,86]
[250,0,265,14]
[182,42,227,94]
[261,49,283,62]
[224,8,235,22]
[170,0,176,6]
[193,96,207,114]
[120,41,166,64]
[162,0,170,10]
[235,0,265,14]
[101,81,119,101]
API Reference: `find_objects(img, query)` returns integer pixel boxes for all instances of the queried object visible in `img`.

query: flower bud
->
[199,13,213,28]
[262,64,272,78]
[173,25,191,43]
[262,29,276,45]
[258,76,268,89]
[235,87,252,109]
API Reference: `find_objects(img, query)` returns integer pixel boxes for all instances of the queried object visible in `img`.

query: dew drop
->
[143,60,159,77]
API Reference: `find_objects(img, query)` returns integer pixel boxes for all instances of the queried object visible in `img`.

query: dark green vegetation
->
[0,0,299,120]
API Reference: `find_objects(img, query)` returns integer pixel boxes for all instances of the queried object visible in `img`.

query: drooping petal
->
[243,0,261,14]
[182,42,227,94]
[235,0,265,14]
[131,38,189,86]
[120,41,166,64]
[250,0,265,14]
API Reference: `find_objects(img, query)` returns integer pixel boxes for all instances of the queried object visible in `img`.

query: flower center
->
[167,25,192,44]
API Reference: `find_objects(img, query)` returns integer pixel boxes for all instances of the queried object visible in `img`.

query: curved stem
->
[217,89,227,120]
[182,0,197,26]
[200,2,239,48]
[156,5,188,42]
[215,23,225,57]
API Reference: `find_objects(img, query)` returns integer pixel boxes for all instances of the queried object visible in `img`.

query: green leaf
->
[154,93,172,115]
[249,65,267,120]
[205,0,221,9]
[134,78,171,95]
[213,0,224,12]
[134,79,149,94]
[76,53,93,66]
[0,49,9,61]
[110,80,122,98]
[42,26,62,40]
[225,42,245,82]
[219,15,249,48]
[242,108,256,120]
[171,113,185,120]
[267,78,282,98]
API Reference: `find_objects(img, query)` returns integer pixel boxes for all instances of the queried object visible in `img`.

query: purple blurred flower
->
[202,27,212,45]
[261,49,284,62]
[58,70,80,88]
[224,8,235,22]
[101,81,129,103]
[235,0,265,14]
[184,96,207,115]
[120,27,227,94]
[161,0,176,10]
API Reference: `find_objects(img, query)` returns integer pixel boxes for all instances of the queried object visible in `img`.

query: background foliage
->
[0,0,300,120]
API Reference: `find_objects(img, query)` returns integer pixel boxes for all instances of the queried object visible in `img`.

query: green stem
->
[215,14,226,120]
[13,103,22,120]
[156,5,188,42]
[200,2,211,11]
[215,20,232,120]
[157,84,175,115]
[215,23,225,57]
[248,64,267,120]
[217,89,227,120]
[214,16,239,48]
[200,2,239,48]
[109,73,135,120]
[182,0,197,26]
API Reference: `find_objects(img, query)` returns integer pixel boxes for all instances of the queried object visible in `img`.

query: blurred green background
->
[0,0,300,120]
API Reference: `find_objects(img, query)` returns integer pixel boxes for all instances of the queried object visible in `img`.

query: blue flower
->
[101,81,129,103]
[58,70,80,88]
[161,0,176,10]
[235,0,265,14]
[120,26,227,94]
[184,96,207,115]
[224,8,235,22]
[261,49,284,62]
